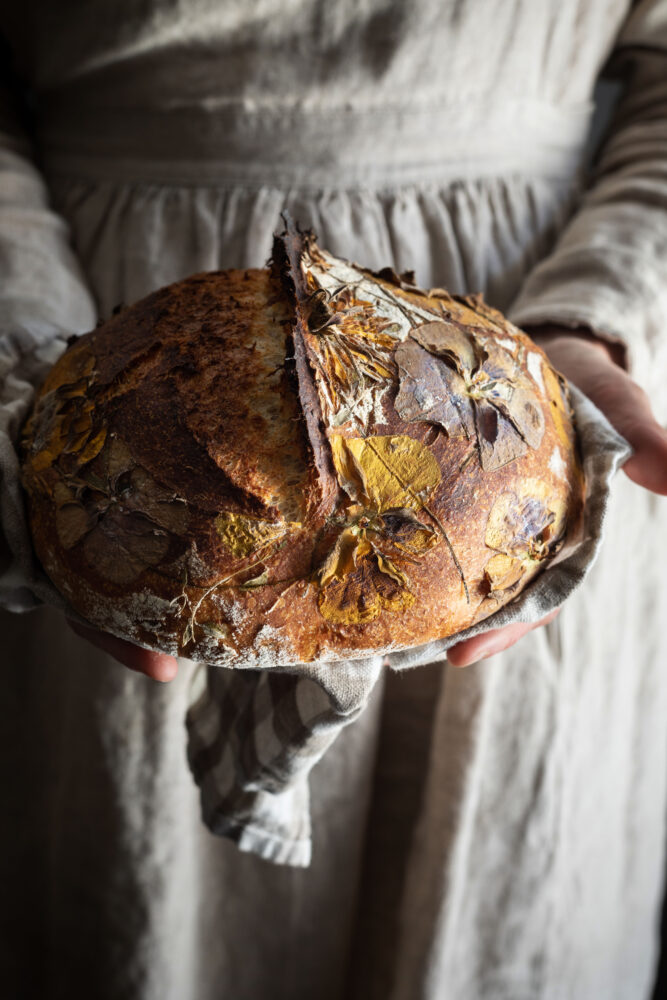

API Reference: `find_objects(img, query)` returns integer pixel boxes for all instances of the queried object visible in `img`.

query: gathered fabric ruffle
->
[47,170,582,321]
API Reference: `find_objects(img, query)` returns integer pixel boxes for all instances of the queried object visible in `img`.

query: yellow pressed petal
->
[31,444,60,473]
[317,527,360,588]
[375,553,409,587]
[369,362,392,378]
[541,362,576,457]
[40,350,95,397]
[484,552,525,592]
[317,560,415,626]
[330,434,441,513]
[331,353,348,383]
[404,525,440,552]
[329,434,360,499]
[316,538,415,625]
[379,584,415,616]
[57,378,90,400]
[317,581,383,625]
[353,534,372,563]
[60,405,94,452]
[63,430,91,455]
[76,427,108,466]
[30,418,68,471]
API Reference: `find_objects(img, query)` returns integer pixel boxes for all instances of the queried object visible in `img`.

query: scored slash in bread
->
[20,220,585,667]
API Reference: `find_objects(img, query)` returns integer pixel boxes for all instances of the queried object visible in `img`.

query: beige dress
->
[1,1,667,997]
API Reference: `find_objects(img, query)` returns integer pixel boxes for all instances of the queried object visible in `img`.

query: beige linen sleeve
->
[0,81,97,611]
[509,0,667,378]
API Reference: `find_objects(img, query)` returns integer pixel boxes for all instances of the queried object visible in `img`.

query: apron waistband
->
[38,98,594,188]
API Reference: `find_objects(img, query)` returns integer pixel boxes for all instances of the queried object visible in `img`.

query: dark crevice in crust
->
[110,380,267,517]
[271,216,340,521]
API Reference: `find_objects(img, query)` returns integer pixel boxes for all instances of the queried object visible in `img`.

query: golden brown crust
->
[20,227,585,667]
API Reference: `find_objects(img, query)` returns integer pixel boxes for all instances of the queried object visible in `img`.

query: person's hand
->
[67,618,178,682]
[526,328,667,494]
[447,325,667,668]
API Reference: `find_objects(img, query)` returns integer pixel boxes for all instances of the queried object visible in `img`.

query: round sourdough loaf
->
[20,222,585,667]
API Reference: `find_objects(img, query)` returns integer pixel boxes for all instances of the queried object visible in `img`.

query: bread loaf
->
[20,222,585,667]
